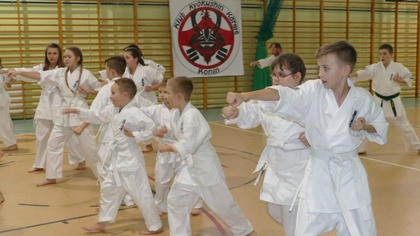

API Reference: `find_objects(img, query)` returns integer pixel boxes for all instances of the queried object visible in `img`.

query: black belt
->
[374,92,399,117]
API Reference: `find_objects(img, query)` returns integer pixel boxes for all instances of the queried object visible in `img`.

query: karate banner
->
[169,0,244,77]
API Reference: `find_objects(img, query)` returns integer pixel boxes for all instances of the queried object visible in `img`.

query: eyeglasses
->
[271,72,294,79]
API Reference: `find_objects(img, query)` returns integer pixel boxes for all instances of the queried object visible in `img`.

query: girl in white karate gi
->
[122,46,163,152]
[8,46,102,186]
[0,58,17,152]
[227,41,388,236]
[158,76,256,236]
[124,44,166,76]
[96,44,165,84]
[350,43,420,154]
[223,53,310,236]
[7,43,85,172]
[64,78,163,234]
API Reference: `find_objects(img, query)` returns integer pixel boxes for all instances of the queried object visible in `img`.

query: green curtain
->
[252,0,284,90]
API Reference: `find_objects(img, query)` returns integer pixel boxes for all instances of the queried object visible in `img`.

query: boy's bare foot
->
[82,222,107,233]
[28,167,44,173]
[191,208,202,216]
[246,230,257,236]
[75,161,86,170]
[3,144,18,151]
[142,144,153,153]
[36,179,56,187]
[417,149,420,154]
[139,227,163,235]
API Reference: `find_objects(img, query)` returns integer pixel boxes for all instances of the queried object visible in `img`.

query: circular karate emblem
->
[172,1,241,76]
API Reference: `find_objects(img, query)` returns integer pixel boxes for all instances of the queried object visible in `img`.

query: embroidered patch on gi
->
[119,119,126,131]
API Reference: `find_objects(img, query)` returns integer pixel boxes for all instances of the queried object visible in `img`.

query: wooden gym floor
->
[1,100,420,236]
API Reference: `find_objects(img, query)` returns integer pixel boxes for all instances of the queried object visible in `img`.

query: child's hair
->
[43,43,65,71]
[379,44,393,54]
[66,46,83,66]
[159,77,169,88]
[65,46,84,83]
[169,76,193,102]
[115,78,137,99]
[123,45,146,66]
[271,53,306,84]
[124,44,143,58]
[315,40,357,71]
[104,56,126,76]
[269,42,282,50]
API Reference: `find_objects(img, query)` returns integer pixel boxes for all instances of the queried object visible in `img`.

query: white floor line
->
[360,156,420,172]
[210,121,265,136]
[210,122,420,172]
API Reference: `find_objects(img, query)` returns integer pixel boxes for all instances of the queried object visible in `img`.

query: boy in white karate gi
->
[227,40,388,236]
[157,76,256,236]
[91,55,151,206]
[134,78,203,216]
[90,56,127,170]
[350,43,420,154]
[8,46,101,186]
[64,78,163,234]
[223,53,310,236]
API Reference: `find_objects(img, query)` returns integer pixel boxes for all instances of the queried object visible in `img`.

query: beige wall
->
[0,0,419,118]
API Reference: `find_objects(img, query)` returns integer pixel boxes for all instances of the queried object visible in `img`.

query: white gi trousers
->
[154,160,204,213]
[387,109,420,151]
[0,99,16,147]
[154,160,177,212]
[33,119,84,169]
[358,108,420,153]
[167,182,254,236]
[295,199,376,236]
[98,168,162,231]
[267,203,297,236]
[45,125,98,179]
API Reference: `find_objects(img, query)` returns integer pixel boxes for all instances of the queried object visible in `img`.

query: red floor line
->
[148,175,229,235]
[201,207,229,236]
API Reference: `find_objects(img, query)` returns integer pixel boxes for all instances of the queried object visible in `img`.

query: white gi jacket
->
[144,58,166,76]
[258,55,276,69]
[78,104,155,174]
[226,100,309,205]
[171,102,225,186]
[0,73,11,110]
[39,66,101,127]
[139,104,179,164]
[353,61,412,117]
[14,64,61,120]
[98,59,165,80]
[89,77,121,144]
[123,64,163,104]
[262,79,388,218]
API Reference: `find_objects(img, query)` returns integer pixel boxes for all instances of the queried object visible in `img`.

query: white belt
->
[252,146,271,186]
[181,142,212,169]
[101,141,129,187]
[311,149,366,236]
